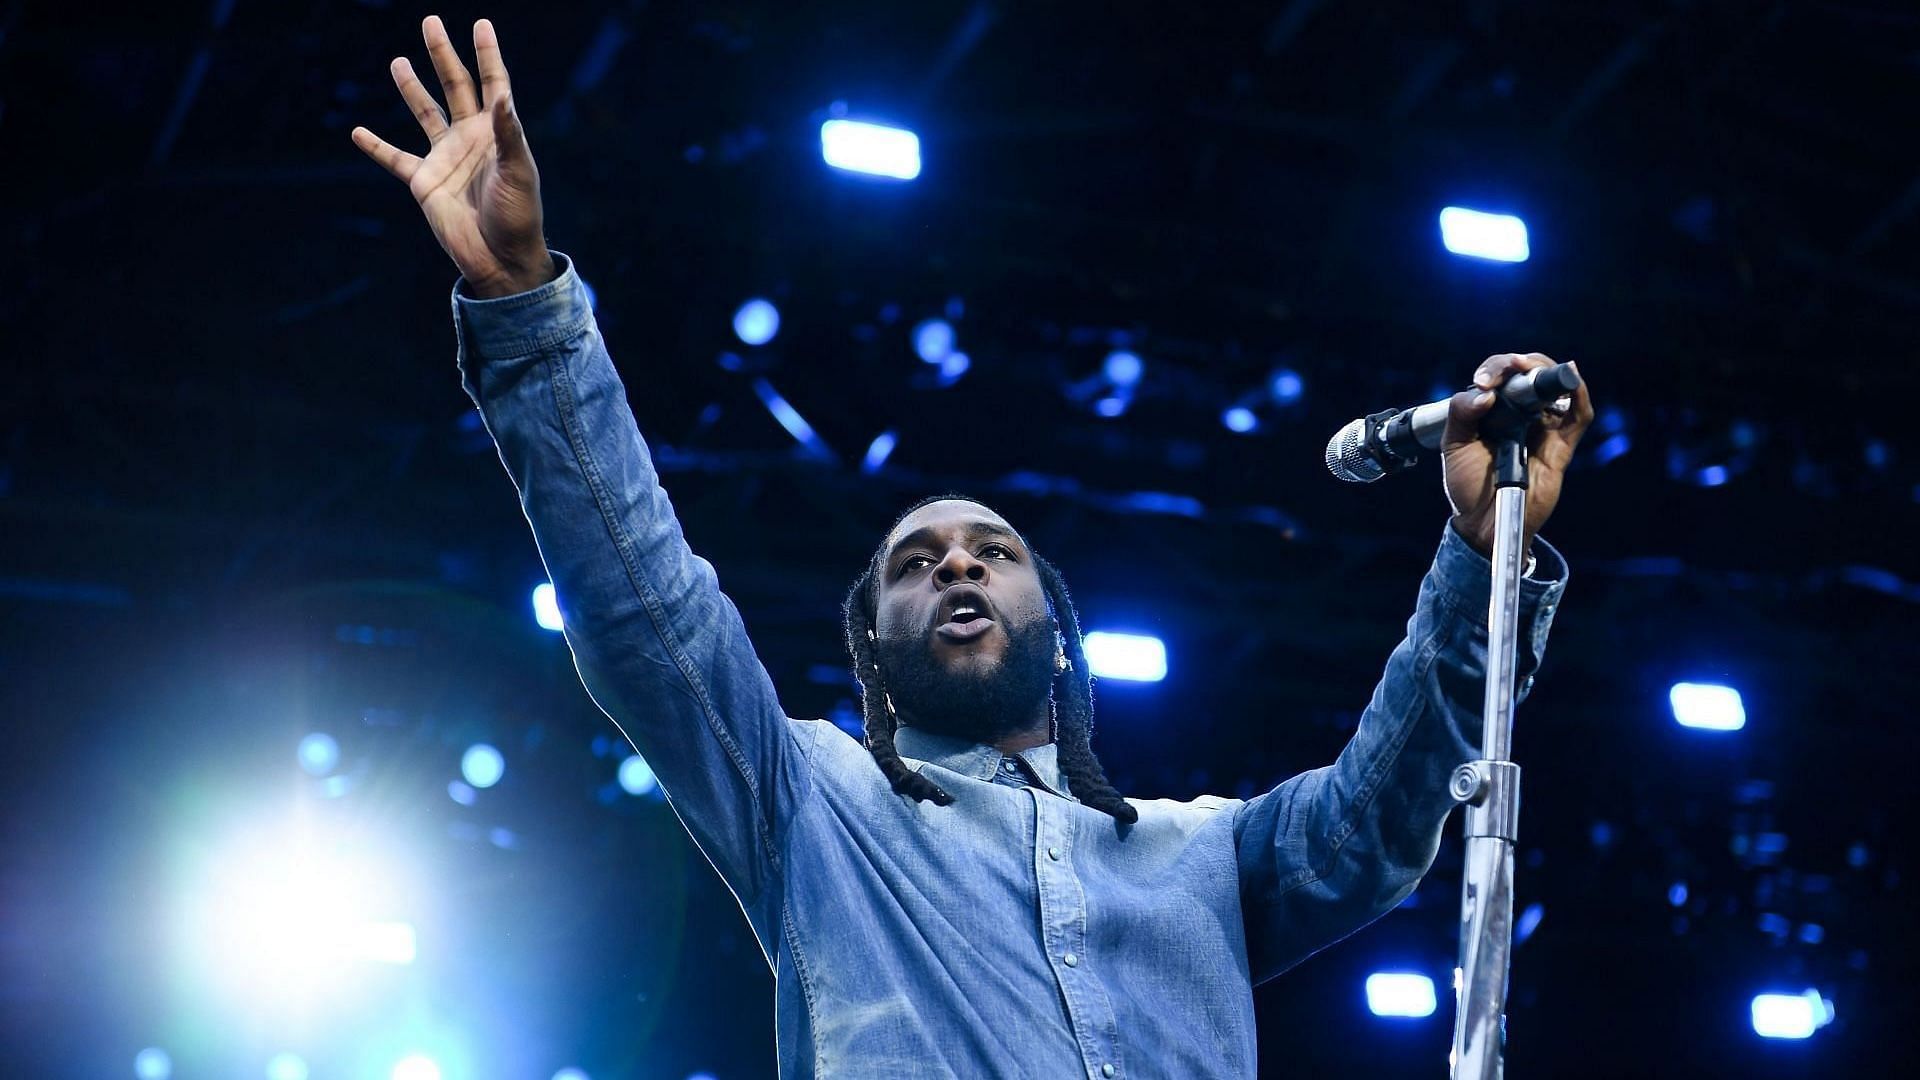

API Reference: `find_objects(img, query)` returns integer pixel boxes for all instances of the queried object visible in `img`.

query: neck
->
[991,696,1055,756]
[992,724,1053,756]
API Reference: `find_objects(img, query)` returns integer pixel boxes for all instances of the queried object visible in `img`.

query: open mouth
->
[934,588,997,643]
[936,595,998,638]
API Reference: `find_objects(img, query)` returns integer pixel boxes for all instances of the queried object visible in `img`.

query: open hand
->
[351,16,554,299]
[1441,353,1595,558]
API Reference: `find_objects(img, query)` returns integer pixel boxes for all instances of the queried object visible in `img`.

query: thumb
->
[492,94,532,167]
[1442,387,1497,450]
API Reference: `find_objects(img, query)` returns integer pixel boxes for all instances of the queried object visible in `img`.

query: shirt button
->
[1102,1066,1116,1078]
[1047,846,1061,861]
[1002,759,1020,774]
[1063,952,1078,967]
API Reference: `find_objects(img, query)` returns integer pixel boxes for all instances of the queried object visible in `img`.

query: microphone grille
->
[1325,419,1386,483]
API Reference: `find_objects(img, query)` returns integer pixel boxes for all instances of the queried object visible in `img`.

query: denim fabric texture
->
[452,254,1569,1079]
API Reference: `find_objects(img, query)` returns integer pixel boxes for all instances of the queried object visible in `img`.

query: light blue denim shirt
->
[451,254,1568,1079]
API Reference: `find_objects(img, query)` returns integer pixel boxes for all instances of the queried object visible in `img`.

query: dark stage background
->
[3,1,1917,1077]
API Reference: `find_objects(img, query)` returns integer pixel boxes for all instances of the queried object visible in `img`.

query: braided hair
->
[841,495,1139,825]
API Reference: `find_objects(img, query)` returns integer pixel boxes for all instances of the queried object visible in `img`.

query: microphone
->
[1325,363,1581,483]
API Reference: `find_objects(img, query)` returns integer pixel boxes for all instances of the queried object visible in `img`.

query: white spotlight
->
[618,754,659,796]
[186,821,419,1006]
[1670,682,1745,731]
[266,1052,310,1080]
[532,582,564,632]
[462,743,505,789]
[357,921,418,965]
[1439,207,1530,263]
[1082,632,1167,682]
[1365,972,1438,1018]
[821,119,921,180]
[733,298,780,346]
[392,1055,442,1080]
[1751,989,1833,1039]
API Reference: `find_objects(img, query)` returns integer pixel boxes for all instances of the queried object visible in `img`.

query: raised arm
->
[1234,524,1566,981]
[1234,353,1593,982]
[354,17,813,911]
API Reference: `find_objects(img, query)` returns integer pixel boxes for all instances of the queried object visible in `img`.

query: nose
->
[933,545,988,586]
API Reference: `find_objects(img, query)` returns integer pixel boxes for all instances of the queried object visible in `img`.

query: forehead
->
[883,500,1021,552]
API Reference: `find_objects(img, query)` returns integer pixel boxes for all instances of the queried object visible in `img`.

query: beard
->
[876,611,1056,745]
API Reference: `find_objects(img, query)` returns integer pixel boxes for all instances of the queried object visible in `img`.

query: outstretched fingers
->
[472,19,512,108]
[390,57,447,139]
[422,14,481,120]
[350,126,422,183]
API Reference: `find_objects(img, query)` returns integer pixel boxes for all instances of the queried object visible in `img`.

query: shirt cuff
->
[450,251,594,361]
[1433,520,1568,639]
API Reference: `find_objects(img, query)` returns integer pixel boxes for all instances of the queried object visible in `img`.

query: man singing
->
[353,17,1593,1078]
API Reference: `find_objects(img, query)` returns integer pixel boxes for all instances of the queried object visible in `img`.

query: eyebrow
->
[883,521,1025,566]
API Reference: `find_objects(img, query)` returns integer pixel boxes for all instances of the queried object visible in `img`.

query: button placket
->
[1031,792,1123,1080]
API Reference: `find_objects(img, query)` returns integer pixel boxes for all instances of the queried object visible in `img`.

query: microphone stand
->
[1325,363,1579,1077]
[1448,417,1534,1080]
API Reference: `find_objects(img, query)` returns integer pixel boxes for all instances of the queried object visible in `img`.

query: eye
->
[897,554,933,576]
[981,543,1015,560]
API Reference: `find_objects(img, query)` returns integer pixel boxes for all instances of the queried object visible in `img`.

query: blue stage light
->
[1751,990,1832,1039]
[1103,350,1142,387]
[1696,464,1730,487]
[447,780,476,806]
[298,733,340,776]
[1365,972,1437,1018]
[1439,207,1530,263]
[1670,682,1745,731]
[1669,882,1689,907]
[1593,433,1632,465]
[820,119,922,180]
[1268,369,1303,404]
[552,1070,591,1080]
[266,1052,309,1080]
[1094,395,1129,418]
[732,298,780,346]
[1514,902,1544,944]
[135,1048,173,1080]
[461,744,505,789]
[862,430,898,473]
[939,352,970,382]
[1223,406,1258,433]
[751,378,834,460]
[532,582,563,632]
[913,319,954,364]
[618,754,658,796]
[391,1055,442,1080]
[1083,632,1167,682]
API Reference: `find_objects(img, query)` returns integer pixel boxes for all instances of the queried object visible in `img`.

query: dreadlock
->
[841,495,1139,826]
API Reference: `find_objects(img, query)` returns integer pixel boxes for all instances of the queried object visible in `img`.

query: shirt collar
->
[892,726,1074,801]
